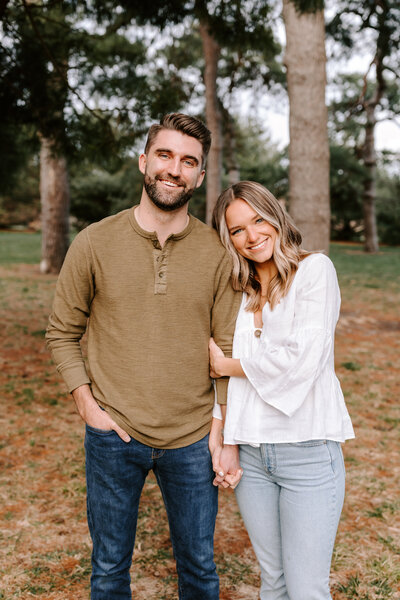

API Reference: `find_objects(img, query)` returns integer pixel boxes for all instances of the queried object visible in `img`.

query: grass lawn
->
[0,234,399,599]
[0,232,42,265]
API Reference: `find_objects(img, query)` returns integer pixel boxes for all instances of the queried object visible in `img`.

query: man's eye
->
[256,217,264,224]
[183,160,195,167]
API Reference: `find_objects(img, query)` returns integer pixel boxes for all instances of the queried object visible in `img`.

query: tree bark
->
[200,22,223,225]
[40,136,70,274]
[221,102,240,186]
[362,104,379,253]
[282,0,330,252]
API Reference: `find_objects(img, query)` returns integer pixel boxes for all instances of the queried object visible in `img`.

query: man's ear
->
[196,169,206,188]
[138,154,146,175]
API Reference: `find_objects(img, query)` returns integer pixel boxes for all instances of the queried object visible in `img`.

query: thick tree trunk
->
[282,0,330,253]
[40,137,70,274]
[221,102,240,185]
[200,22,223,225]
[362,105,379,253]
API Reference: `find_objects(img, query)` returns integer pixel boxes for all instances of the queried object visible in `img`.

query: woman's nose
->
[246,226,258,242]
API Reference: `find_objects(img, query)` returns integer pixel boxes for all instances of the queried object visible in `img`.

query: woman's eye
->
[231,229,242,236]
[256,217,264,224]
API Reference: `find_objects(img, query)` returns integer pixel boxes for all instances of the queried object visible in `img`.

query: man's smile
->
[156,176,184,188]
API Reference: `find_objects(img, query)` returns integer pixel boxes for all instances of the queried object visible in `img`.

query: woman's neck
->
[254,260,278,295]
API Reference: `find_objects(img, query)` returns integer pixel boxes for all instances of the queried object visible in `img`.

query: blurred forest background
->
[0,0,399,273]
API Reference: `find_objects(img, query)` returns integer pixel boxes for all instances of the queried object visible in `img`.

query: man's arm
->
[72,384,130,442]
[46,230,130,442]
[210,251,241,405]
[45,230,94,391]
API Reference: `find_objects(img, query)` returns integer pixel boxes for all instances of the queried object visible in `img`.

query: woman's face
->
[225,198,277,264]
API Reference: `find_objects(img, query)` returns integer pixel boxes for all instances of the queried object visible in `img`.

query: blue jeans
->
[84,428,219,600]
[235,441,345,600]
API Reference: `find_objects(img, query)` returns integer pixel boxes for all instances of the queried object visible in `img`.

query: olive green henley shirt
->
[46,207,240,448]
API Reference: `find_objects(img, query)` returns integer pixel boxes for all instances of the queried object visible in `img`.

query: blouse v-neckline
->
[252,298,267,337]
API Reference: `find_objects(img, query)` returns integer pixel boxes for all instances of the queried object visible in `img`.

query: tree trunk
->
[200,22,223,225]
[282,0,330,253]
[362,104,379,253]
[40,136,70,274]
[221,102,240,185]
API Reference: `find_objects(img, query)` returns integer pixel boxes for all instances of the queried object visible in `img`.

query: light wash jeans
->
[235,440,345,600]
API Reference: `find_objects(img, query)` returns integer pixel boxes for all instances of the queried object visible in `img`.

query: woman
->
[210,181,354,600]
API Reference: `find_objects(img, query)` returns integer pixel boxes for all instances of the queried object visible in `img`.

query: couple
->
[46,113,354,600]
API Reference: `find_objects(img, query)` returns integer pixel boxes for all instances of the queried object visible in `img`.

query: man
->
[46,113,240,599]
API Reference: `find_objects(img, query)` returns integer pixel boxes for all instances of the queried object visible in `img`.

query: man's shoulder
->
[86,208,132,236]
[189,215,225,250]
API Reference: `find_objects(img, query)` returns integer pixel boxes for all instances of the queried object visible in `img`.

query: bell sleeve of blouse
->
[240,254,341,417]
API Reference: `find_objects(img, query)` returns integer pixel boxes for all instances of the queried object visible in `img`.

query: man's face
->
[139,129,205,212]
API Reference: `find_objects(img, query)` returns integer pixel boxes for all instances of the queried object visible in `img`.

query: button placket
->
[153,244,168,295]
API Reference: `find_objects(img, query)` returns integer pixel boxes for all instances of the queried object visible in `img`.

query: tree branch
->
[21,0,112,127]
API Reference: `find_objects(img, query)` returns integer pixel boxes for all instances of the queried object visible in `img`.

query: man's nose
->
[168,157,182,177]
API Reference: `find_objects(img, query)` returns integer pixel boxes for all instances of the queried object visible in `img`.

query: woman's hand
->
[209,337,226,378]
[209,338,245,378]
[213,444,243,489]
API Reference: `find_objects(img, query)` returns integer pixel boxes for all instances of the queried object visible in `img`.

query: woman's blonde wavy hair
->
[212,181,310,311]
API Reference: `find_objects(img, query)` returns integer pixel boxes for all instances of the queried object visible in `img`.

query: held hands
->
[72,384,131,443]
[211,443,243,490]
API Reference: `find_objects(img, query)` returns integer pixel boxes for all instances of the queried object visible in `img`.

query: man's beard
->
[144,174,195,212]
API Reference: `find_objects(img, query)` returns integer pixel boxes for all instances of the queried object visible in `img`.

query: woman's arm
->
[209,401,243,488]
[209,338,245,378]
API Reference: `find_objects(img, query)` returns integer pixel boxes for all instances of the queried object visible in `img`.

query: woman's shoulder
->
[296,252,338,286]
[299,252,335,272]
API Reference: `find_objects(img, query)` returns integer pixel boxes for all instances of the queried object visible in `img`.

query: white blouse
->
[213,253,355,445]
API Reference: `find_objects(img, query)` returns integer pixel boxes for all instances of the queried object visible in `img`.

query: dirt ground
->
[0,262,399,599]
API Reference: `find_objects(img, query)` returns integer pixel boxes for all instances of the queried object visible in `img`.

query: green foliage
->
[234,120,288,199]
[329,144,365,241]
[0,156,40,229]
[0,122,38,194]
[291,0,324,13]
[326,0,400,63]
[70,161,142,229]
[376,172,400,245]
[0,0,188,168]
[329,142,400,246]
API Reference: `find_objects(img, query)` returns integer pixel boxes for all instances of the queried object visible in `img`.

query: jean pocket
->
[85,423,115,435]
[288,439,327,447]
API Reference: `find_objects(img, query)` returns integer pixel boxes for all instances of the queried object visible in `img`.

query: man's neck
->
[135,195,189,247]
